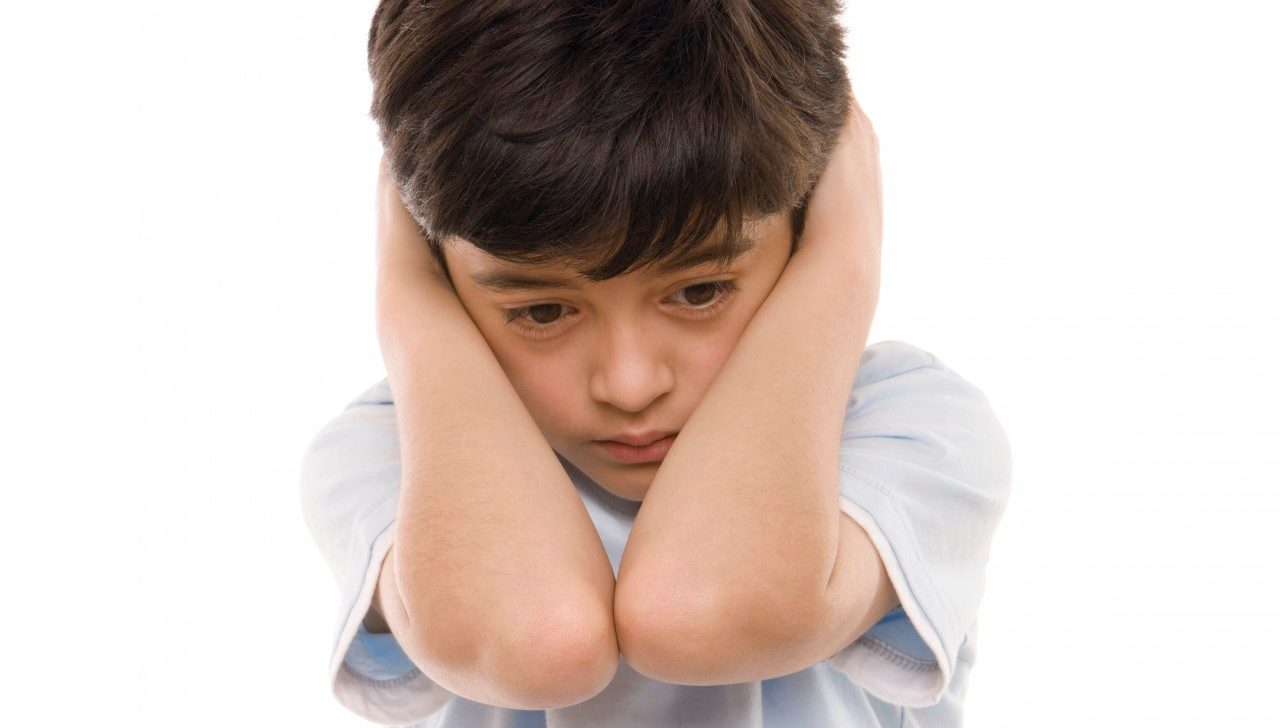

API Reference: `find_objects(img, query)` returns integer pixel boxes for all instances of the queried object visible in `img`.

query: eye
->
[502,280,741,340]
[503,302,574,340]
[668,280,740,318]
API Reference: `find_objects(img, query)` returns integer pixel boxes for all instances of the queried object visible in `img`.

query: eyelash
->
[502,280,741,340]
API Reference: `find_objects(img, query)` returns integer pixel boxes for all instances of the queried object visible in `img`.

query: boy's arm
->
[614,95,897,685]
[373,157,619,709]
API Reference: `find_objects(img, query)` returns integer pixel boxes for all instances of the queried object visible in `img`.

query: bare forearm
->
[377,272,618,705]
[616,244,874,644]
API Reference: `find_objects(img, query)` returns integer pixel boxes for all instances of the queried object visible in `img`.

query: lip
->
[601,430,677,447]
[593,433,678,464]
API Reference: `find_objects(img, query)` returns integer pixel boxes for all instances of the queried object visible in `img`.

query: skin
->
[368,92,897,698]
[436,214,796,503]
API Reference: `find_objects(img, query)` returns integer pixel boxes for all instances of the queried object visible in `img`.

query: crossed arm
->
[372,95,895,705]
[615,98,895,684]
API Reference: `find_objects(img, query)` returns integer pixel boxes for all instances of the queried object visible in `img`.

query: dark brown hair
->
[368,0,852,283]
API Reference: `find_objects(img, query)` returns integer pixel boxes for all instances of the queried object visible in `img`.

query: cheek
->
[493,352,580,434]
[462,312,557,407]
[674,276,776,391]
[671,317,750,403]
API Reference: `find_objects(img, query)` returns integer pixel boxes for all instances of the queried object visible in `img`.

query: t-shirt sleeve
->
[822,341,1013,708]
[298,378,454,725]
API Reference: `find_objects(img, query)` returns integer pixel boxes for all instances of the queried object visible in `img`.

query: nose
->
[588,321,675,413]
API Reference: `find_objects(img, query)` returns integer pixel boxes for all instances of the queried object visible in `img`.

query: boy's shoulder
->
[343,378,395,410]
[856,340,943,385]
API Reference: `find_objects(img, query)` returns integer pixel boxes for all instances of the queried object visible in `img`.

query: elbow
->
[613,575,730,685]
[614,575,819,686]
[406,599,620,710]
[495,605,621,710]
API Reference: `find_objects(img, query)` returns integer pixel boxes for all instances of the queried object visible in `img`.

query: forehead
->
[456,218,775,293]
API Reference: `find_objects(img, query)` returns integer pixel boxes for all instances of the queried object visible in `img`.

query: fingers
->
[375,154,451,284]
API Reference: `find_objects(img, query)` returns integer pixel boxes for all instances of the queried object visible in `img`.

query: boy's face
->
[440,212,795,502]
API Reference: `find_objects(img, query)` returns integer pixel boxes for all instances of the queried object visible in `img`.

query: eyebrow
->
[469,236,759,293]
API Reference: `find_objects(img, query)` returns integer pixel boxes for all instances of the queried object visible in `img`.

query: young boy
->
[300,2,1012,726]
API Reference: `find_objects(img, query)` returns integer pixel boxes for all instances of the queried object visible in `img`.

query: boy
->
[300,1,1012,725]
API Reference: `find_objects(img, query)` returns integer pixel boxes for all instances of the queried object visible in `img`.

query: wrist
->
[792,231,880,292]
[375,271,467,371]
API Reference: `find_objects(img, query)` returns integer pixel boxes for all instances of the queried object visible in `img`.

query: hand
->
[374,153,462,363]
[375,153,449,286]
[795,91,883,284]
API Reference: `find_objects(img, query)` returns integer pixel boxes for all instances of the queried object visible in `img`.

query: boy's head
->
[369,0,852,501]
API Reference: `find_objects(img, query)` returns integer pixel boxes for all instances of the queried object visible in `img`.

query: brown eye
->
[528,303,563,324]
[503,301,578,340]
[682,282,720,307]
[502,279,740,340]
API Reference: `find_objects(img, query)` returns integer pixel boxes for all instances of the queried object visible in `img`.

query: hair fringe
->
[368,0,851,281]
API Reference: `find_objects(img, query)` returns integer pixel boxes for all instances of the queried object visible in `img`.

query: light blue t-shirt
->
[299,340,1013,727]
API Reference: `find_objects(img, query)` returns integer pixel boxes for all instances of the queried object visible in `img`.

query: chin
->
[554,447,656,502]
[600,480,650,503]
[585,463,656,503]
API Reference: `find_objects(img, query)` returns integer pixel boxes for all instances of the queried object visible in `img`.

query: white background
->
[2,1,1276,725]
